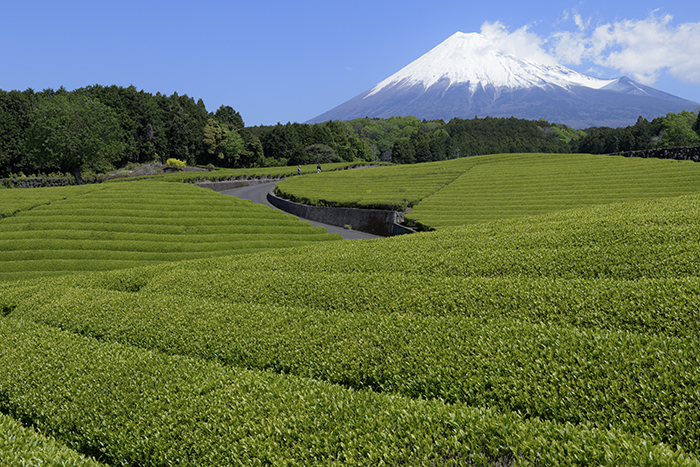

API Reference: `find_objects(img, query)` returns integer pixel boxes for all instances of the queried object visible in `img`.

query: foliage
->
[0,85,235,177]
[2,85,698,178]
[0,181,340,281]
[165,158,186,168]
[1,194,700,464]
[0,413,105,466]
[251,120,372,165]
[25,94,126,184]
[658,110,700,147]
[276,153,700,229]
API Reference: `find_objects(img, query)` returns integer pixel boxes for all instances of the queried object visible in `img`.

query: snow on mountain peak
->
[366,31,615,98]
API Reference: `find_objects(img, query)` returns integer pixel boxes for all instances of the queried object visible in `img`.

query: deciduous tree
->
[26,94,126,184]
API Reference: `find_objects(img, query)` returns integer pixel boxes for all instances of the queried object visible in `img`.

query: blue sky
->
[2,0,699,126]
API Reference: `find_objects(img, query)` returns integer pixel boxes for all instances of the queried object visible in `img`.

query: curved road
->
[221,181,381,240]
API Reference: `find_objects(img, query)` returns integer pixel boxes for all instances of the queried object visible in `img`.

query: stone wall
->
[267,191,414,237]
[608,146,700,162]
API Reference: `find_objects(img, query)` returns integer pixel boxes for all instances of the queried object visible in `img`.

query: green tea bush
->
[0,413,104,466]
[6,194,700,457]
[0,181,341,281]
[274,153,700,229]
[0,316,696,466]
[275,158,467,210]
[12,281,700,453]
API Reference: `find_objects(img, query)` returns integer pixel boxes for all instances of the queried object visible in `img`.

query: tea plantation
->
[275,153,700,229]
[1,183,699,464]
[0,181,341,281]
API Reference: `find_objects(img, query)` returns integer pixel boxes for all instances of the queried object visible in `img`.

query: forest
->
[1,84,699,180]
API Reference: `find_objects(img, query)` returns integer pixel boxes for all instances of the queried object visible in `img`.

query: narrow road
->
[221,181,381,240]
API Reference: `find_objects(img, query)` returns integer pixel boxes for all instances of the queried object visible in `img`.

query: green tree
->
[304,143,338,163]
[657,111,700,147]
[222,127,244,167]
[215,105,244,130]
[392,138,416,164]
[203,118,227,161]
[26,94,125,184]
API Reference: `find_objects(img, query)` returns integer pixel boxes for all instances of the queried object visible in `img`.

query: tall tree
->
[203,118,227,160]
[26,94,126,184]
[657,111,700,147]
[215,105,244,130]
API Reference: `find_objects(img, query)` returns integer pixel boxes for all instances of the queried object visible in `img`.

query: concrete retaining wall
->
[267,191,414,237]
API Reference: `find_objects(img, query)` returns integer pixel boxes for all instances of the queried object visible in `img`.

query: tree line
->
[339,111,700,163]
[1,84,699,183]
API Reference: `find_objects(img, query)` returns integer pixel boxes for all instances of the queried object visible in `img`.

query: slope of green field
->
[274,158,470,210]
[274,153,700,229]
[408,153,700,229]
[0,181,341,281]
[2,194,699,465]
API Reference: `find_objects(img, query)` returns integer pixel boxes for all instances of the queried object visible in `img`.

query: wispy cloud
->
[483,12,700,86]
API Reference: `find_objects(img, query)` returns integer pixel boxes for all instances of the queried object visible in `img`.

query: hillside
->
[0,180,340,281]
[275,153,700,230]
[1,194,699,465]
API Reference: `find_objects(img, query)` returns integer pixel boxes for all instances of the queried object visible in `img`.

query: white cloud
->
[481,12,700,86]
[480,21,558,66]
[551,12,700,85]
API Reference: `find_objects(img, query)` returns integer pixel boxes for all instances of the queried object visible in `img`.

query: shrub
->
[166,158,186,168]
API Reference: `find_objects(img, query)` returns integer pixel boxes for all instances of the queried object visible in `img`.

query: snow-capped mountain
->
[307,32,698,128]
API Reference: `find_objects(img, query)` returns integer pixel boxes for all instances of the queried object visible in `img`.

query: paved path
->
[220,182,381,240]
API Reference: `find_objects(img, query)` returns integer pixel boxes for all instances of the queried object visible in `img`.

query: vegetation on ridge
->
[1,194,699,465]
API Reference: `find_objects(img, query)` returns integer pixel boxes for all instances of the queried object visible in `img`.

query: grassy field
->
[0,180,341,281]
[274,158,468,210]
[274,153,700,229]
[1,193,699,465]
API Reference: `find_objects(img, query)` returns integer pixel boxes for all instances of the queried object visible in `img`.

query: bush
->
[166,158,186,168]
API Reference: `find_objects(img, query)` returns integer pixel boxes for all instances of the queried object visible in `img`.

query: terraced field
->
[274,158,469,210]
[0,181,341,281]
[1,194,699,465]
[275,153,700,229]
[408,153,700,228]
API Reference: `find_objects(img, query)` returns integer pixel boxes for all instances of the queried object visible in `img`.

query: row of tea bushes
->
[408,153,700,228]
[0,184,98,218]
[0,181,341,281]
[0,315,696,466]
[212,193,700,280]
[8,282,700,454]
[274,158,469,210]
[0,413,104,466]
[407,154,700,228]
[150,161,365,183]
[274,153,700,229]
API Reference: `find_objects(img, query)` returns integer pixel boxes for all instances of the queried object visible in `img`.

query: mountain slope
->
[308,32,698,128]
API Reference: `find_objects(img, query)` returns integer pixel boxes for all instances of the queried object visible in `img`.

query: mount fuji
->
[307,32,698,128]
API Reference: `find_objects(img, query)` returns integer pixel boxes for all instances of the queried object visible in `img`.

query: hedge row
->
[0,413,104,466]
[0,316,696,466]
[8,280,700,454]
[274,158,467,210]
[0,180,341,281]
[407,153,700,228]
